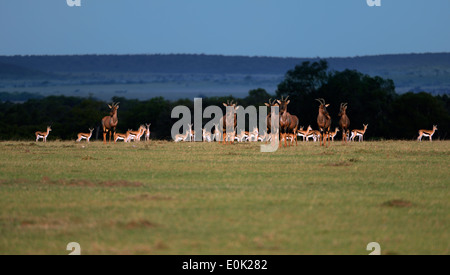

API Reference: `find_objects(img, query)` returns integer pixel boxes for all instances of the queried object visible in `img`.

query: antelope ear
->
[223,103,228,107]
[235,106,240,111]
[264,103,270,107]
[286,100,290,104]
[108,105,112,109]
[277,100,281,104]
[325,104,330,107]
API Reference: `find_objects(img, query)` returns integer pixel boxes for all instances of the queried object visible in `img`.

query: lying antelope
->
[77,128,94,142]
[258,131,271,142]
[306,130,321,142]
[235,130,249,142]
[418,125,437,142]
[36,126,52,142]
[175,124,192,142]
[350,124,368,142]
[329,127,340,142]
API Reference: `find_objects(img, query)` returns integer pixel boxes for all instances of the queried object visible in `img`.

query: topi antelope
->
[277,96,299,147]
[36,126,52,142]
[77,128,94,142]
[338,103,350,144]
[417,125,437,142]
[264,98,279,133]
[316,98,332,147]
[101,102,119,144]
[221,100,239,145]
[350,124,368,142]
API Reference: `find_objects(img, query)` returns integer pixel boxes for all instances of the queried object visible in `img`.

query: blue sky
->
[0,0,449,57]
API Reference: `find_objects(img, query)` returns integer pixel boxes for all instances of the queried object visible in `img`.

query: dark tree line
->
[0,60,448,141]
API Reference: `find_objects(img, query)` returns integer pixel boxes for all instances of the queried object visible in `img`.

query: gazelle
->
[114,132,129,142]
[77,128,94,142]
[235,130,249,142]
[350,124,368,142]
[202,128,212,142]
[306,130,321,142]
[297,125,312,142]
[213,123,221,142]
[101,102,119,144]
[418,125,438,142]
[35,126,52,142]
[127,125,146,142]
[248,127,259,142]
[145,123,151,142]
[329,127,340,142]
[175,124,192,142]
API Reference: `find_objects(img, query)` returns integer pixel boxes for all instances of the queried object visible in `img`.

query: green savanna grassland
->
[0,140,448,255]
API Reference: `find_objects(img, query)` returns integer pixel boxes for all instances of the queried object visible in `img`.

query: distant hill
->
[0,53,449,100]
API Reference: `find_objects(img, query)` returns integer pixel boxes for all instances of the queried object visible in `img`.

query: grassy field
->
[0,140,448,255]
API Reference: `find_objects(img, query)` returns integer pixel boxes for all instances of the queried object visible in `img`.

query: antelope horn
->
[268,98,272,105]
[315,98,323,105]
[285,95,289,101]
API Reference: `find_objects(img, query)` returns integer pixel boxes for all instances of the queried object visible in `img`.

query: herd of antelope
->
[34,100,439,144]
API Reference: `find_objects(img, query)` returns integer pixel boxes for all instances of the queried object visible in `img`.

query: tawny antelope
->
[114,132,129,143]
[329,127,340,142]
[316,98,332,147]
[418,125,438,142]
[77,128,94,142]
[127,125,146,142]
[145,123,151,142]
[338,103,350,144]
[350,124,368,142]
[35,126,51,142]
[101,102,119,144]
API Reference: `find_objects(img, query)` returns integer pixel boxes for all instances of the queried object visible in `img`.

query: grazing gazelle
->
[77,128,94,142]
[36,126,52,142]
[145,123,151,142]
[418,125,438,142]
[329,127,340,142]
[174,124,192,142]
[351,124,368,142]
